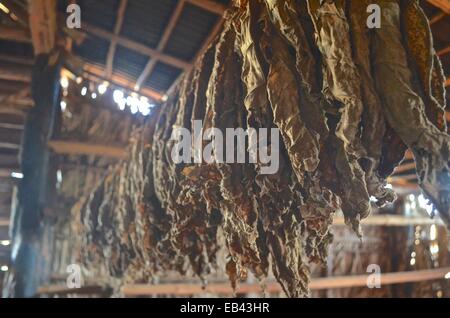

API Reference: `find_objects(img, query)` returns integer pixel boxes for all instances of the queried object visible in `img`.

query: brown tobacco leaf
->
[372,0,450,227]
[401,0,447,132]
[71,0,449,298]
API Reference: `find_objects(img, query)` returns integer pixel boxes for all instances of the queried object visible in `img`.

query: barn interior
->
[0,0,450,298]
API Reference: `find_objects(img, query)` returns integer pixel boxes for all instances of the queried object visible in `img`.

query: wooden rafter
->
[105,0,128,79]
[437,45,450,57]
[135,0,186,91]
[47,140,127,159]
[82,22,191,71]
[186,0,226,16]
[429,11,447,25]
[427,0,450,14]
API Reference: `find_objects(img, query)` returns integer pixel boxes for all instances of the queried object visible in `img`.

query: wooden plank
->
[122,267,450,296]
[48,140,127,159]
[105,0,128,79]
[135,0,186,90]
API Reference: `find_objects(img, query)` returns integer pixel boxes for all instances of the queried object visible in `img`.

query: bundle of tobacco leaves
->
[72,0,449,297]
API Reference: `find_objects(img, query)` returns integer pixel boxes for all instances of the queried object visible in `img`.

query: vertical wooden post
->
[9,0,59,298]
[12,53,60,298]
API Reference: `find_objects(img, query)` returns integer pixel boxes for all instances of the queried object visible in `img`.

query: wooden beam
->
[437,45,450,57]
[392,162,416,174]
[427,0,450,14]
[135,0,186,90]
[0,218,10,227]
[333,215,443,227]
[0,143,20,151]
[122,267,450,296]
[105,0,128,79]
[185,0,226,15]
[0,123,24,130]
[0,63,32,83]
[81,63,162,101]
[0,26,31,43]
[47,140,127,159]
[82,22,191,71]
[0,54,34,66]
[429,11,447,25]
[28,0,57,54]
[37,285,112,297]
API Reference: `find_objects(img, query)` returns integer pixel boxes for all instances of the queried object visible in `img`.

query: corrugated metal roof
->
[120,0,178,49]
[113,45,149,80]
[164,3,220,62]
[73,35,110,67]
[144,62,182,92]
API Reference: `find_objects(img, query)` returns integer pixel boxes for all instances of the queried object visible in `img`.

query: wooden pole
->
[121,267,450,297]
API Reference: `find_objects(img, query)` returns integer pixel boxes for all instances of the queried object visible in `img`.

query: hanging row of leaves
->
[72,0,449,297]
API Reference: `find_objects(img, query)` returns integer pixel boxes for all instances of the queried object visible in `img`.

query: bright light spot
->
[11,172,23,179]
[91,92,97,99]
[415,239,420,245]
[113,90,124,104]
[161,94,168,102]
[385,184,393,190]
[60,77,69,89]
[118,99,126,111]
[445,272,450,279]
[0,240,10,246]
[130,104,138,114]
[369,196,377,203]
[60,101,67,112]
[418,194,434,216]
[430,224,437,241]
[410,258,416,266]
[411,252,416,258]
[81,87,87,96]
[0,3,11,14]
[409,194,415,201]
[98,82,108,95]
[0,266,8,272]
[430,243,439,255]
[126,96,133,106]
[57,170,63,183]
[76,77,83,84]
[138,98,151,116]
